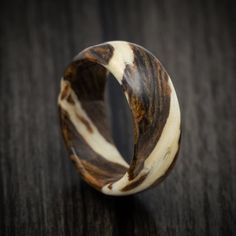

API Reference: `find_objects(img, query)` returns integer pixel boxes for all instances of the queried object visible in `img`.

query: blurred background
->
[0,0,235,235]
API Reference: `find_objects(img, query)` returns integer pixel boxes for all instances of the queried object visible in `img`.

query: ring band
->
[58,41,181,196]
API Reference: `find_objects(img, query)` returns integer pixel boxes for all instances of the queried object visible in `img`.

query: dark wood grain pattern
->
[0,0,235,235]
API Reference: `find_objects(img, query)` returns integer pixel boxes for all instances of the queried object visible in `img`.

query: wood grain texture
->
[0,0,235,235]
[59,41,180,195]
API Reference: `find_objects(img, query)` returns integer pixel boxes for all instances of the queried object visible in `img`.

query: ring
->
[58,41,181,196]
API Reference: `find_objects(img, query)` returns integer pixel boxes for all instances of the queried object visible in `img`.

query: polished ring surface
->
[58,41,181,196]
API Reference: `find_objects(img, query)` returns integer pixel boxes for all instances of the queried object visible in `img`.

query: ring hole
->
[105,73,134,164]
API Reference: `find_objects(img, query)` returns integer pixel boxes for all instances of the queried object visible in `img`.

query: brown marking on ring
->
[160,67,171,97]
[60,83,70,100]
[81,160,117,179]
[83,44,114,65]
[64,62,78,81]
[131,96,146,123]
[76,113,93,133]
[70,154,103,190]
[108,183,113,190]
[67,94,75,104]
[59,107,75,148]
[70,155,77,165]
[121,173,149,191]
[74,159,126,190]
[163,79,171,96]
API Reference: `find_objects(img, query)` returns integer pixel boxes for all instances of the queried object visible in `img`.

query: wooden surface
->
[0,0,235,235]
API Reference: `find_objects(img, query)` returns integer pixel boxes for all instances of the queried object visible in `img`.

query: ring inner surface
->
[60,60,129,190]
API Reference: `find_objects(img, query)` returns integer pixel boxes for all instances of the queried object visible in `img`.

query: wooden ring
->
[58,41,181,196]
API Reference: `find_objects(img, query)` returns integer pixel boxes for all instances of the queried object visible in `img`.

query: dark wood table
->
[0,0,235,235]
